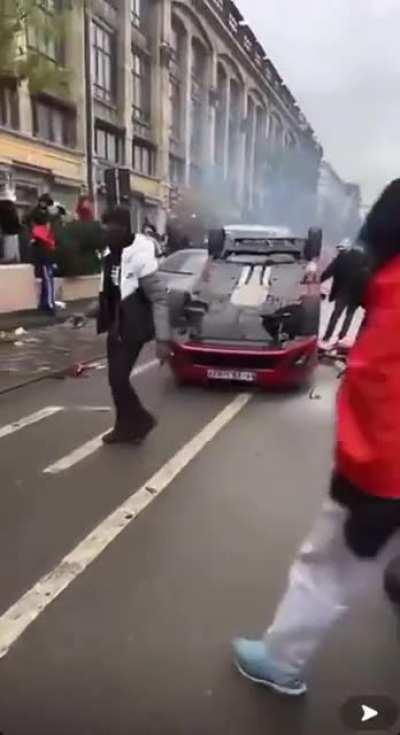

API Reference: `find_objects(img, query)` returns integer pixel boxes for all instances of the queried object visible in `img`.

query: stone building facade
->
[0,0,322,231]
[0,2,87,217]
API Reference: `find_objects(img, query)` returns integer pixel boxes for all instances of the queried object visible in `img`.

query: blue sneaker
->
[232,638,307,696]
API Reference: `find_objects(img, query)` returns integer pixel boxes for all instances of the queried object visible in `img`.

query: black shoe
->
[133,416,158,443]
[102,417,157,446]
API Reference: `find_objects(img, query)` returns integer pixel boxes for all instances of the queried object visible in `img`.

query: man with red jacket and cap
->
[31,210,57,314]
[233,179,400,696]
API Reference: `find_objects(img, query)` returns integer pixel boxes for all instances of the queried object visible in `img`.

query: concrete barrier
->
[0,266,100,313]
[0,265,37,313]
[60,274,100,302]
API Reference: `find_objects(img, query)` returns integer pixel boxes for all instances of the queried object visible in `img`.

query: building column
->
[183,33,193,186]
[223,77,231,179]
[236,88,248,210]
[248,104,257,212]
[207,50,218,168]
[155,0,172,231]
[119,0,132,169]
[18,81,33,137]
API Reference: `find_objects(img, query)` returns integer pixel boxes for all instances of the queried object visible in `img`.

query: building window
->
[32,98,76,147]
[27,24,57,62]
[228,14,239,33]
[26,0,66,63]
[131,0,143,28]
[133,142,154,176]
[92,22,115,103]
[190,96,202,159]
[0,83,19,130]
[169,78,181,141]
[190,40,206,160]
[95,125,123,163]
[243,36,252,54]
[169,156,184,186]
[170,24,183,65]
[132,51,151,124]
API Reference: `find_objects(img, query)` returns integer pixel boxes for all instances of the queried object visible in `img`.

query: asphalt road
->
[0,355,399,735]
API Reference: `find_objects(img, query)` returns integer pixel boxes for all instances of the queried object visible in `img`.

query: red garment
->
[76,202,94,222]
[336,254,400,498]
[31,224,56,251]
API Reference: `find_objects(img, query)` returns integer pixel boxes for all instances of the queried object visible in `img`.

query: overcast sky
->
[238,0,400,205]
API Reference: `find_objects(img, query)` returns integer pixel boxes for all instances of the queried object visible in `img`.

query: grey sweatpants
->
[264,499,397,675]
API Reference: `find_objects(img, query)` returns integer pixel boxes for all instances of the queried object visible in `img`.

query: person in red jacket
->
[31,212,57,314]
[233,179,400,696]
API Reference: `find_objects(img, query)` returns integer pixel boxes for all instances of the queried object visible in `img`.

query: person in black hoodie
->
[98,206,170,445]
[320,244,363,344]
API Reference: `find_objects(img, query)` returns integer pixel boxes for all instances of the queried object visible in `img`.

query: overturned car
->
[164,225,322,388]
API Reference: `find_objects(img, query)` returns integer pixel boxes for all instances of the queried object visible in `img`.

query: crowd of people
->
[0,190,167,315]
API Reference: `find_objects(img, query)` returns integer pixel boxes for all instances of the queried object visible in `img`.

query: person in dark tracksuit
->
[320,246,363,344]
[97,207,170,445]
[233,179,400,696]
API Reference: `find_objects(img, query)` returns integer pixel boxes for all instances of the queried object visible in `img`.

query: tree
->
[0,0,79,95]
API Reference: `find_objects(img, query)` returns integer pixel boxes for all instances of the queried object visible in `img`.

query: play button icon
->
[361,705,378,723]
[341,696,399,730]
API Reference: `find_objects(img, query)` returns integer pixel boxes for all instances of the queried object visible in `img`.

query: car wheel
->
[304,227,323,261]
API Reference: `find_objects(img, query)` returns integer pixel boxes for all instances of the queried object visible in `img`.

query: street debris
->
[21,337,41,344]
[0,331,16,344]
[68,314,87,329]
[67,362,91,378]
[14,327,28,336]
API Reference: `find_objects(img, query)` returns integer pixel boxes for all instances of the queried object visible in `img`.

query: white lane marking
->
[75,406,112,412]
[0,407,63,440]
[43,359,160,475]
[133,359,159,377]
[0,392,251,659]
[44,432,107,475]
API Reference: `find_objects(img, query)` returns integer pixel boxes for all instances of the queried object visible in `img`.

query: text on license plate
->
[207,369,256,383]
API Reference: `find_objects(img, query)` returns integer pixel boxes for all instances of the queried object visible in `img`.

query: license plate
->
[207,369,256,383]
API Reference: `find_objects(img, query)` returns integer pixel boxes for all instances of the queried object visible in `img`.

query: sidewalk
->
[0,299,96,333]
[0,313,105,395]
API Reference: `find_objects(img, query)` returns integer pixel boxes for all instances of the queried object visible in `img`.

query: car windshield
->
[160,251,208,275]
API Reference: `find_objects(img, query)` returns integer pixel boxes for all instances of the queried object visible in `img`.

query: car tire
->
[208,228,225,259]
[304,227,323,261]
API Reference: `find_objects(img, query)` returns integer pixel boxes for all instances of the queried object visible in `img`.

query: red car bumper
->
[169,338,318,388]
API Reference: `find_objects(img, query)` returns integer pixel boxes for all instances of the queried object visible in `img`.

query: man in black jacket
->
[98,207,170,445]
[320,245,363,344]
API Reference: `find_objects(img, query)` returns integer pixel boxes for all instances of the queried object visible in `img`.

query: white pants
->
[264,499,397,675]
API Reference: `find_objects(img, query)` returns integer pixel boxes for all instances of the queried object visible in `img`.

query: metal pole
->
[83,0,95,205]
